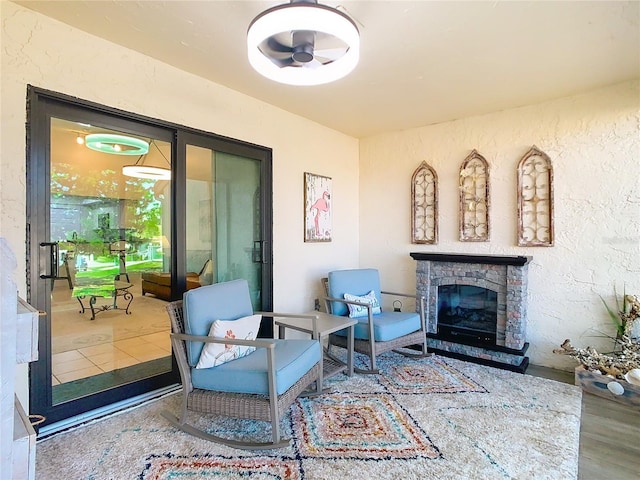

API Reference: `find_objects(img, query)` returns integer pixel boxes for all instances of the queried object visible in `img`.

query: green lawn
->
[76,260,162,282]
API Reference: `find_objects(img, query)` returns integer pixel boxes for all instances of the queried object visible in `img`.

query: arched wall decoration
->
[459,149,490,242]
[517,145,554,246]
[411,161,438,244]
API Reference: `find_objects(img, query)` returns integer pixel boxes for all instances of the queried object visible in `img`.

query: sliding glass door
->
[27,87,273,430]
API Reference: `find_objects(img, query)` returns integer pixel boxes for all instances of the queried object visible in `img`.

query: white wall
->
[359,80,640,369]
[0,2,359,403]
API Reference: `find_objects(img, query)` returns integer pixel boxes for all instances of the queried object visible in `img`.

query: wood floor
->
[526,365,640,479]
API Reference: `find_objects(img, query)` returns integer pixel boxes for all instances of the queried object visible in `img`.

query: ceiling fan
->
[262,29,349,69]
[247,0,360,86]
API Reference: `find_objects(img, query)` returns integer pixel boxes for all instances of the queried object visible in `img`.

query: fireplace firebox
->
[410,252,531,372]
[437,285,497,345]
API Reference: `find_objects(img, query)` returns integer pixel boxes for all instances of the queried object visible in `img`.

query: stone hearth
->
[410,252,531,372]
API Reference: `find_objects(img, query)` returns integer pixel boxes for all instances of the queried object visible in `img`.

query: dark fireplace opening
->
[437,285,497,346]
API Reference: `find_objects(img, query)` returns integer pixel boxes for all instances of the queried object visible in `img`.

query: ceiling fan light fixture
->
[122,165,171,180]
[85,133,149,155]
[247,2,359,86]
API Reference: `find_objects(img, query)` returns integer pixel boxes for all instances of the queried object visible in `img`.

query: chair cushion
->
[344,290,381,318]
[183,279,254,366]
[333,311,421,342]
[328,269,381,317]
[195,314,261,369]
[191,339,321,396]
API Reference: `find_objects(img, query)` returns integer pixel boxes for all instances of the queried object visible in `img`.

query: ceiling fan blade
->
[304,59,324,70]
[266,36,294,54]
[314,47,347,61]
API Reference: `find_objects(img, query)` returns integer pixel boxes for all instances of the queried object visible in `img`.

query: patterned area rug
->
[35,353,582,479]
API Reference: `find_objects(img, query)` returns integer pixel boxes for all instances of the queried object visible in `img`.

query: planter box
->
[575,365,640,410]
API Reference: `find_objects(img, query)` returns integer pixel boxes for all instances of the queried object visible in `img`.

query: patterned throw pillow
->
[195,314,261,369]
[344,290,381,318]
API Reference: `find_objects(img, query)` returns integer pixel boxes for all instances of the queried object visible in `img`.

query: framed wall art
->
[304,172,332,242]
[517,145,554,246]
[411,161,438,244]
[459,149,490,242]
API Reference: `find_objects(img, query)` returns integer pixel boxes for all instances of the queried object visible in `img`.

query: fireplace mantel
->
[410,252,531,266]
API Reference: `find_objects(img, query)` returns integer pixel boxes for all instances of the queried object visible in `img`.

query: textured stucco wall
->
[359,81,640,370]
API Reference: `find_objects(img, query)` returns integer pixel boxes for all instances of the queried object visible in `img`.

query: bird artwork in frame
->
[304,172,332,242]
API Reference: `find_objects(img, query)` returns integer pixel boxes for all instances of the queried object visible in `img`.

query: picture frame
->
[304,172,332,242]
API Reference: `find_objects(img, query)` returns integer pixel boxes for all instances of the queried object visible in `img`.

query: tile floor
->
[51,330,171,385]
[51,272,172,386]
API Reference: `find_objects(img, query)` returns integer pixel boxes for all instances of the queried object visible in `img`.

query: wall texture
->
[359,80,640,369]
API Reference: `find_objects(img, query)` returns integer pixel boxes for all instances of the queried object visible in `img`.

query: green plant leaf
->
[600,295,624,337]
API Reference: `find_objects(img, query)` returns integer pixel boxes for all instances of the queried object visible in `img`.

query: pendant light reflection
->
[85,133,149,155]
[122,165,171,180]
[122,139,171,180]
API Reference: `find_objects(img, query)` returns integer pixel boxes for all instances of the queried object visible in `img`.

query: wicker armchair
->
[162,279,321,450]
[322,268,430,374]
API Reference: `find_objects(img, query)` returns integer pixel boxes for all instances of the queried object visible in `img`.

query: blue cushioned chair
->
[323,268,430,374]
[162,279,322,450]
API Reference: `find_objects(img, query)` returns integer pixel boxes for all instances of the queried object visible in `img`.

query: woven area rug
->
[35,353,582,479]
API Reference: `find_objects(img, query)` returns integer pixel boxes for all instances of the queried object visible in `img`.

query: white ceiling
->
[15,1,640,138]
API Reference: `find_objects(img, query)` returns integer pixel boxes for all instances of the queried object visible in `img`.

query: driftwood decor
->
[411,161,438,244]
[517,146,554,246]
[459,150,490,242]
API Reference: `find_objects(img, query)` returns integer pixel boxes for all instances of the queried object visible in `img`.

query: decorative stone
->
[624,368,640,386]
[607,381,624,395]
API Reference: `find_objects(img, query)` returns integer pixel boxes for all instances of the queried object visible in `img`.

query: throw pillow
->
[344,290,381,318]
[195,314,261,369]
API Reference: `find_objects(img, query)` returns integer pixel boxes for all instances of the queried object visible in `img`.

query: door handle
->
[252,241,262,263]
[40,241,59,279]
[252,240,268,264]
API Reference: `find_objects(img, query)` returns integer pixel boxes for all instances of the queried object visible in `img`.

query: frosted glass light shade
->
[247,3,359,86]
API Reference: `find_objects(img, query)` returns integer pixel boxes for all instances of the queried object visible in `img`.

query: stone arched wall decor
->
[517,145,554,246]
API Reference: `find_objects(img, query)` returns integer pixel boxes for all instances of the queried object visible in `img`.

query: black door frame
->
[26,86,273,429]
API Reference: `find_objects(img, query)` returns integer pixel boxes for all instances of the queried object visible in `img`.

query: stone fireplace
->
[410,252,531,372]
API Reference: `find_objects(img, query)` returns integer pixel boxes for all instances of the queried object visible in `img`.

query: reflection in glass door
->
[32,116,172,419]
[48,118,174,405]
[185,144,263,310]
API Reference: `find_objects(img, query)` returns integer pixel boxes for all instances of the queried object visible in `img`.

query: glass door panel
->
[185,146,262,310]
[48,118,173,405]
